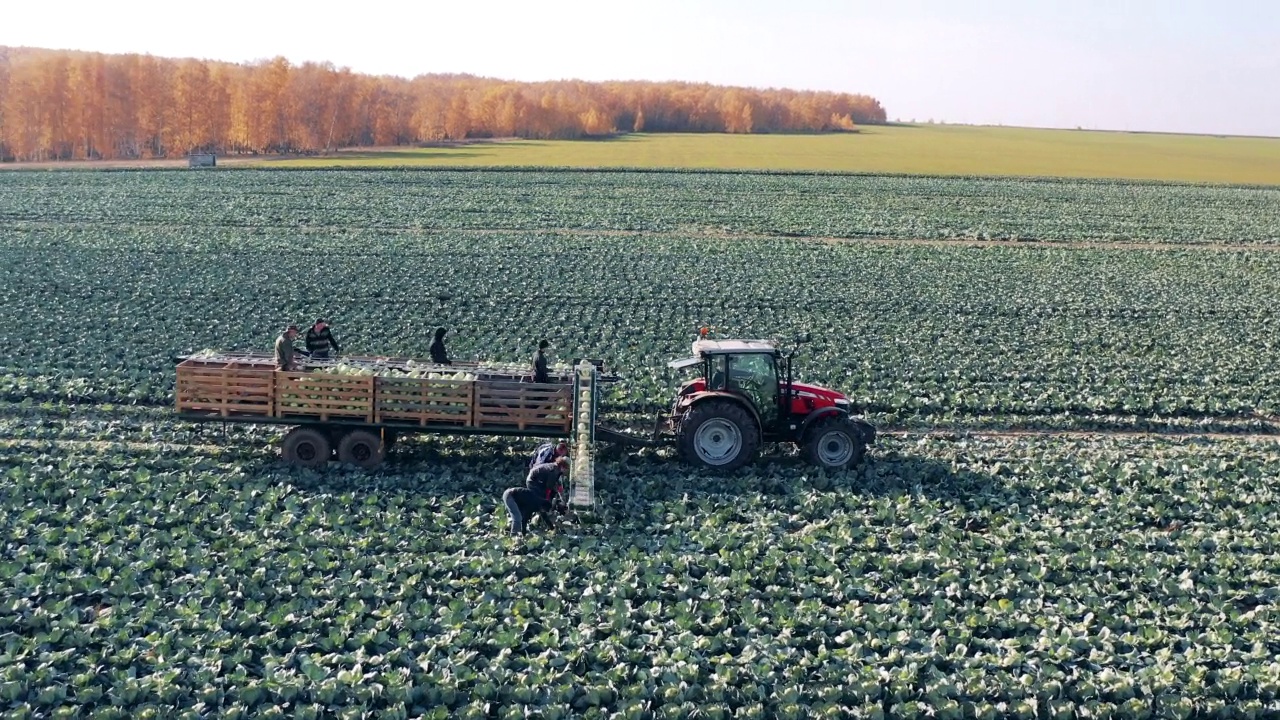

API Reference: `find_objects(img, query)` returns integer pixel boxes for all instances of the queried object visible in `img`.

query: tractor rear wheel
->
[804,416,866,470]
[678,400,759,471]
[282,427,331,469]
[337,429,386,469]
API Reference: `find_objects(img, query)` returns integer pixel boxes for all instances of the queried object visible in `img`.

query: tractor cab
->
[670,339,783,427]
[665,334,875,471]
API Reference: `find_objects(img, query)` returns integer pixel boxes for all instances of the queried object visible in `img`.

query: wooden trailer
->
[175,352,592,471]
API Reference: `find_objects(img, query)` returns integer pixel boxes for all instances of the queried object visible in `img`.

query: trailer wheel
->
[803,416,866,470]
[282,427,331,469]
[338,429,386,469]
[678,400,759,471]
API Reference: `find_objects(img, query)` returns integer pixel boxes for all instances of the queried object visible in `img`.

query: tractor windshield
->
[727,353,779,428]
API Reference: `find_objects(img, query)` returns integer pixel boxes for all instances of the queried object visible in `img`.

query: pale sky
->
[4,0,1278,136]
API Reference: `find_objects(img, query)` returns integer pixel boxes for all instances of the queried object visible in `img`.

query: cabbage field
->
[2,169,1280,717]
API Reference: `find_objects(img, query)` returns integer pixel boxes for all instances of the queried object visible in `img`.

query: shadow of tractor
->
[251,429,1023,540]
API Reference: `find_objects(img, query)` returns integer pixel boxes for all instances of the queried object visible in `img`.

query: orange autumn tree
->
[0,46,887,162]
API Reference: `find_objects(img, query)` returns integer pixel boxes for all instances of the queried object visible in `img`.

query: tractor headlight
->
[834,398,852,414]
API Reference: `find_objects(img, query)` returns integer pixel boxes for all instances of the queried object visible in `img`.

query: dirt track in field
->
[660,227,1279,252]
[514,226,1277,252]
[8,218,1276,252]
[5,428,1276,465]
[879,427,1280,443]
[808,236,1275,252]
[288,225,1280,252]
[0,437,231,455]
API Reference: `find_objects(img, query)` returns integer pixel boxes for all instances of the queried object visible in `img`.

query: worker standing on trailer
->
[274,325,304,371]
[502,457,569,536]
[530,439,569,469]
[532,339,552,383]
[430,327,452,365]
[305,318,341,360]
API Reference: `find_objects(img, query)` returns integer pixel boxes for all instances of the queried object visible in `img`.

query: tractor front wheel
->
[282,427,331,469]
[678,400,759,471]
[804,416,866,470]
[337,429,386,469]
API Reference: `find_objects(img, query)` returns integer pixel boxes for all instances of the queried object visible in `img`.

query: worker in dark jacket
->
[528,456,568,502]
[502,457,569,535]
[430,327,451,365]
[305,319,341,360]
[530,440,569,469]
[274,325,304,371]
[532,339,551,383]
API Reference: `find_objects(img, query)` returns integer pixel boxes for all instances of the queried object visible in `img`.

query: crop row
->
[1,169,1278,244]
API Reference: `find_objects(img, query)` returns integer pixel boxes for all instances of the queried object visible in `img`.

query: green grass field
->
[265,124,1280,185]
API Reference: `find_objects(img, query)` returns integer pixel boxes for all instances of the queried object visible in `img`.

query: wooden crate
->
[475,381,572,432]
[175,360,274,418]
[275,372,375,422]
[375,376,475,427]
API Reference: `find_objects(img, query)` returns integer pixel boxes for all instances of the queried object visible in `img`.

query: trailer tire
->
[338,429,386,469]
[282,427,331,469]
[678,400,759,472]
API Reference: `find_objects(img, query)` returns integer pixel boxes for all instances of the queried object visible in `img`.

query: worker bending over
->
[502,456,569,536]
[529,439,569,469]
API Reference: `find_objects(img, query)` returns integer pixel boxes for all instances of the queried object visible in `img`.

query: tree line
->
[0,46,887,162]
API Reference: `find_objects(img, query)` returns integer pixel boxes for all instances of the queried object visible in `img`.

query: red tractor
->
[663,333,875,471]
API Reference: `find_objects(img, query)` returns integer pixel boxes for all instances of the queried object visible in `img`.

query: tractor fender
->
[678,391,762,433]
[798,408,877,446]
[798,407,843,440]
[852,418,877,445]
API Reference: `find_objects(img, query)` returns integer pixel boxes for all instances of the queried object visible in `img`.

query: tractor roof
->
[667,339,779,370]
[692,339,778,356]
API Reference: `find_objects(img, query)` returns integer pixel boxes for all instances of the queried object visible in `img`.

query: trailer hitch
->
[593,412,672,448]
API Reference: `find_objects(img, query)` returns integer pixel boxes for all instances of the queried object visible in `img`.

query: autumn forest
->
[0,47,887,162]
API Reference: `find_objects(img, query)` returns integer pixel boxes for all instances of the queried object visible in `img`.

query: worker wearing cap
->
[502,456,569,536]
[274,325,304,371]
[305,318,341,360]
[529,439,569,469]
[532,339,552,383]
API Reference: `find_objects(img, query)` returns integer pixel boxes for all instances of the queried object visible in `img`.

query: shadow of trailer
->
[172,352,636,469]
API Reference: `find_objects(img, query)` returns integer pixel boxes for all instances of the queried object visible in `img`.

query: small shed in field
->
[188,153,216,168]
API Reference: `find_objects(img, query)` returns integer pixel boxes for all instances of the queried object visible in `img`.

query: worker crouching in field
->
[306,318,341,359]
[502,456,569,536]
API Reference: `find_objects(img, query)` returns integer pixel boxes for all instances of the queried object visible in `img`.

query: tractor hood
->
[785,381,849,405]
[677,378,850,405]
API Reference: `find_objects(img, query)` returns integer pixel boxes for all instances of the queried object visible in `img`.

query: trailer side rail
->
[175,358,573,436]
